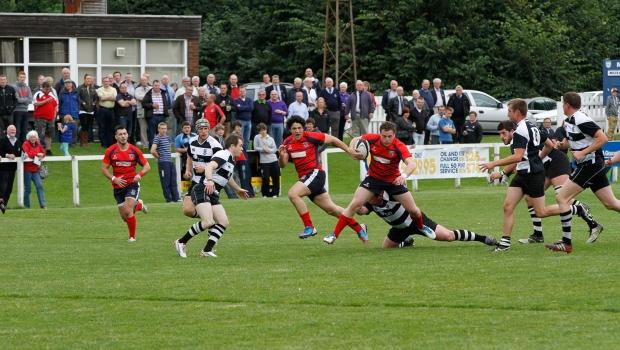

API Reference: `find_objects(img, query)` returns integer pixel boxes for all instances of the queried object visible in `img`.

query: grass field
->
[1,140,620,349]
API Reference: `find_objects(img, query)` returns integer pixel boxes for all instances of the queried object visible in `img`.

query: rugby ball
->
[352,138,370,159]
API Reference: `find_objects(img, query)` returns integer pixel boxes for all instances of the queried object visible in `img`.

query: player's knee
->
[201,219,215,228]
[503,202,515,213]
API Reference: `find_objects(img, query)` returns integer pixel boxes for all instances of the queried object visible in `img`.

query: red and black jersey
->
[362,133,411,183]
[103,143,148,189]
[283,131,326,177]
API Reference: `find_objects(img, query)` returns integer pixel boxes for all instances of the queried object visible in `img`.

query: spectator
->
[431,78,446,112]
[21,130,47,209]
[160,75,176,138]
[363,81,377,110]
[303,77,318,111]
[111,71,123,92]
[173,84,200,128]
[203,73,219,96]
[395,107,415,145]
[233,86,254,148]
[134,76,151,149]
[311,97,330,133]
[96,76,118,148]
[286,77,308,106]
[265,75,288,104]
[115,82,137,138]
[411,89,431,115]
[203,93,226,129]
[305,117,317,132]
[231,121,254,197]
[447,85,470,142]
[539,117,554,137]
[426,106,445,145]
[174,76,195,99]
[438,107,456,144]
[142,80,170,146]
[12,71,32,143]
[191,76,200,95]
[228,74,241,100]
[387,86,406,122]
[58,114,75,156]
[253,122,280,197]
[419,79,434,115]
[345,80,375,137]
[196,87,208,118]
[54,67,76,94]
[174,121,196,176]
[381,80,398,113]
[216,84,233,133]
[58,79,79,143]
[410,97,429,146]
[45,76,59,100]
[150,122,180,203]
[260,73,271,89]
[123,72,136,95]
[77,74,97,147]
[318,77,341,137]
[32,81,57,155]
[338,82,350,140]
[288,91,309,120]
[267,90,288,147]
[304,68,321,92]
[606,87,619,140]
[0,125,21,213]
[462,111,483,144]
[0,74,17,135]
[251,89,271,141]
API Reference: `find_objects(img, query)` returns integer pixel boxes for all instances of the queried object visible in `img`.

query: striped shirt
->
[211,150,236,190]
[512,119,545,174]
[187,135,222,183]
[563,110,602,160]
[364,192,412,229]
[152,134,173,163]
[151,92,164,114]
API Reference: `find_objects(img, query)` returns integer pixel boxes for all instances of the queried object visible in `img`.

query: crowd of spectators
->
[0,68,488,205]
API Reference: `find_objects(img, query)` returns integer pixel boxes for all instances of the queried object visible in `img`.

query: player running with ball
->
[102,125,151,242]
[323,121,435,245]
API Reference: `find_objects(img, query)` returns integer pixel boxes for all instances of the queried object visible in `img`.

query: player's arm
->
[101,160,127,187]
[356,205,370,215]
[489,163,516,182]
[394,156,416,185]
[539,138,554,159]
[134,159,151,183]
[479,148,524,172]
[226,177,249,199]
[325,134,360,159]
[606,151,620,166]
[573,129,607,161]
[278,145,289,168]
[184,156,193,179]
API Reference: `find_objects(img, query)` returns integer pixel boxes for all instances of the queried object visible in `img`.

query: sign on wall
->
[603,59,620,102]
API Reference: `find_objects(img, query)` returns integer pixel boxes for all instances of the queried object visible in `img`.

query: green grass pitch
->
[1,141,619,349]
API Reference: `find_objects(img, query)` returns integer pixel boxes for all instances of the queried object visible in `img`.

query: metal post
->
[335,0,340,83]
[413,178,419,191]
[175,154,182,195]
[455,177,461,188]
[71,156,80,206]
[348,0,357,83]
[321,151,329,192]
[17,157,24,208]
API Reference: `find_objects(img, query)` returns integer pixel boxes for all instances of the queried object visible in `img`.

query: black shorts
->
[190,183,221,206]
[359,176,409,196]
[113,183,140,205]
[570,158,610,193]
[387,212,438,243]
[510,172,545,198]
[184,181,197,197]
[544,153,572,180]
[300,169,327,201]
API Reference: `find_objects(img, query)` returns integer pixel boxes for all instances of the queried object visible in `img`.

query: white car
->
[528,91,605,130]
[444,89,511,131]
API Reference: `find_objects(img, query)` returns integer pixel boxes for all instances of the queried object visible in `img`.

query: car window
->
[471,92,498,108]
[246,88,256,100]
[531,100,546,110]
[543,100,556,111]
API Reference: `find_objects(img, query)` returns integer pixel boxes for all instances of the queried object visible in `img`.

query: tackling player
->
[102,125,151,242]
[488,121,601,245]
[278,115,365,240]
[359,192,497,248]
[324,121,434,245]
[174,134,249,258]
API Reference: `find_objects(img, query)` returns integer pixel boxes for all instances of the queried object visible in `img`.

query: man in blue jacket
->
[233,87,254,148]
[58,79,80,142]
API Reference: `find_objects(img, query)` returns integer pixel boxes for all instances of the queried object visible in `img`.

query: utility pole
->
[322,0,357,85]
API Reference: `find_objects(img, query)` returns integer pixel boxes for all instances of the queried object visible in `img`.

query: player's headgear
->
[195,118,210,129]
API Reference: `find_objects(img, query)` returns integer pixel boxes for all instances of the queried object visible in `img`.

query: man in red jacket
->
[32,81,58,156]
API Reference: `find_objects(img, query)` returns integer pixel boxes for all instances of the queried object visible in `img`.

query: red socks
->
[415,212,424,230]
[134,201,143,213]
[334,214,362,237]
[300,212,313,228]
[126,215,137,239]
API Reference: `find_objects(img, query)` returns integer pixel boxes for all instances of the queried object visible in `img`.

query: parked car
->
[529,91,605,130]
[443,89,513,132]
[525,97,557,115]
[242,82,294,101]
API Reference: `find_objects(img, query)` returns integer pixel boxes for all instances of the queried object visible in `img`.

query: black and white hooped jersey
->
[563,110,603,161]
[364,192,412,229]
[511,119,545,174]
[187,135,223,183]
[210,150,236,191]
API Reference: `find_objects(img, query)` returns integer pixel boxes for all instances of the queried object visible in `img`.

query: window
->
[28,66,64,88]
[101,39,140,65]
[144,67,184,87]
[146,40,184,65]
[30,39,68,63]
[77,39,97,65]
[471,92,499,108]
[0,38,23,63]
